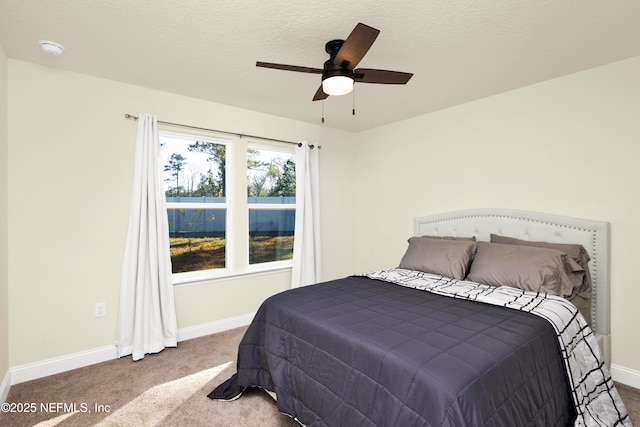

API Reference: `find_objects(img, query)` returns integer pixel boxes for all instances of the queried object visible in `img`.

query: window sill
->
[173,264,293,287]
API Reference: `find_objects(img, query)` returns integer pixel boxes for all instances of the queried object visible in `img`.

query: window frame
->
[160,130,231,285]
[159,130,297,286]
[246,142,296,271]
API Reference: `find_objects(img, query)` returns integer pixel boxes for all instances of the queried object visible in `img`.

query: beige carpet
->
[1,326,638,426]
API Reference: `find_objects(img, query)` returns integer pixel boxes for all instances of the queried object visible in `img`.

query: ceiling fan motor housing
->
[323,39,353,80]
[322,62,354,80]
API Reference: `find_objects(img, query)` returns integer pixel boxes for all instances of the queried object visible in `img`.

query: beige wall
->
[6,60,357,366]
[355,56,640,371]
[0,44,9,381]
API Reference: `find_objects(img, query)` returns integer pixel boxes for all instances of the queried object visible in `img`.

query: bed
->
[209,208,630,426]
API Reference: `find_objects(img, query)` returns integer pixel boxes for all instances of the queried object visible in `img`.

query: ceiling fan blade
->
[256,61,323,74]
[353,68,413,84]
[333,23,380,70]
[312,85,328,101]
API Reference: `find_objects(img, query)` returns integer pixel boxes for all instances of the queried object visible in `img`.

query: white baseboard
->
[8,312,255,386]
[611,363,640,389]
[1,370,10,404]
[10,345,118,385]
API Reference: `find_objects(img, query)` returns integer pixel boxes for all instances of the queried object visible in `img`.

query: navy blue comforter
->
[210,276,574,426]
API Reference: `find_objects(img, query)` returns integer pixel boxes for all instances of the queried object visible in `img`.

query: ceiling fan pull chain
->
[322,100,325,124]
[352,86,356,116]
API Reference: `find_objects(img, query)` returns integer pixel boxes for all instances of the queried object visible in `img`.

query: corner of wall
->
[0,43,10,402]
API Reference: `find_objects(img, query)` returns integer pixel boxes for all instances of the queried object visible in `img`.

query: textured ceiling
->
[1,0,640,132]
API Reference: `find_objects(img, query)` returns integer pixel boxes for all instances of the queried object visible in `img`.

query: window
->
[247,145,296,266]
[160,131,296,284]
[161,132,228,279]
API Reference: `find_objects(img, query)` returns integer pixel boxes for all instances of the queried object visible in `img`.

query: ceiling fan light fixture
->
[322,75,354,96]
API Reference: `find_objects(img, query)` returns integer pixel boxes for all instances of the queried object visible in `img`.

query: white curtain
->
[117,114,177,361]
[291,142,322,288]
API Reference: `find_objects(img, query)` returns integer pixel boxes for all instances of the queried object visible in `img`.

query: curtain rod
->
[124,114,319,148]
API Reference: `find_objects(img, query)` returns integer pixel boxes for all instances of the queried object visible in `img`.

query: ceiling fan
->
[256,23,413,101]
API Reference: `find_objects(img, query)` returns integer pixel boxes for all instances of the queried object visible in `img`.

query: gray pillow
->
[466,242,584,298]
[490,234,591,298]
[399,237,477,280]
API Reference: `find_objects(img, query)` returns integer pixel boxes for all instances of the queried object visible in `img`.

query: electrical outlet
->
[95,302,106,318]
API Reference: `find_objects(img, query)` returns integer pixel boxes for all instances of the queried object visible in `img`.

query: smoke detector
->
[39,40,65,56]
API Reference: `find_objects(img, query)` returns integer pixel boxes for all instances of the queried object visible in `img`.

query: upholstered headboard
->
[414,208,611,365]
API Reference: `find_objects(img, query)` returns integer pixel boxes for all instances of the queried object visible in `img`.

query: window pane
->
[247,146,296,265]
[161,135,226,200]
[249,209,295,264]
[247,147,295,204]
[168,208,226,273]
